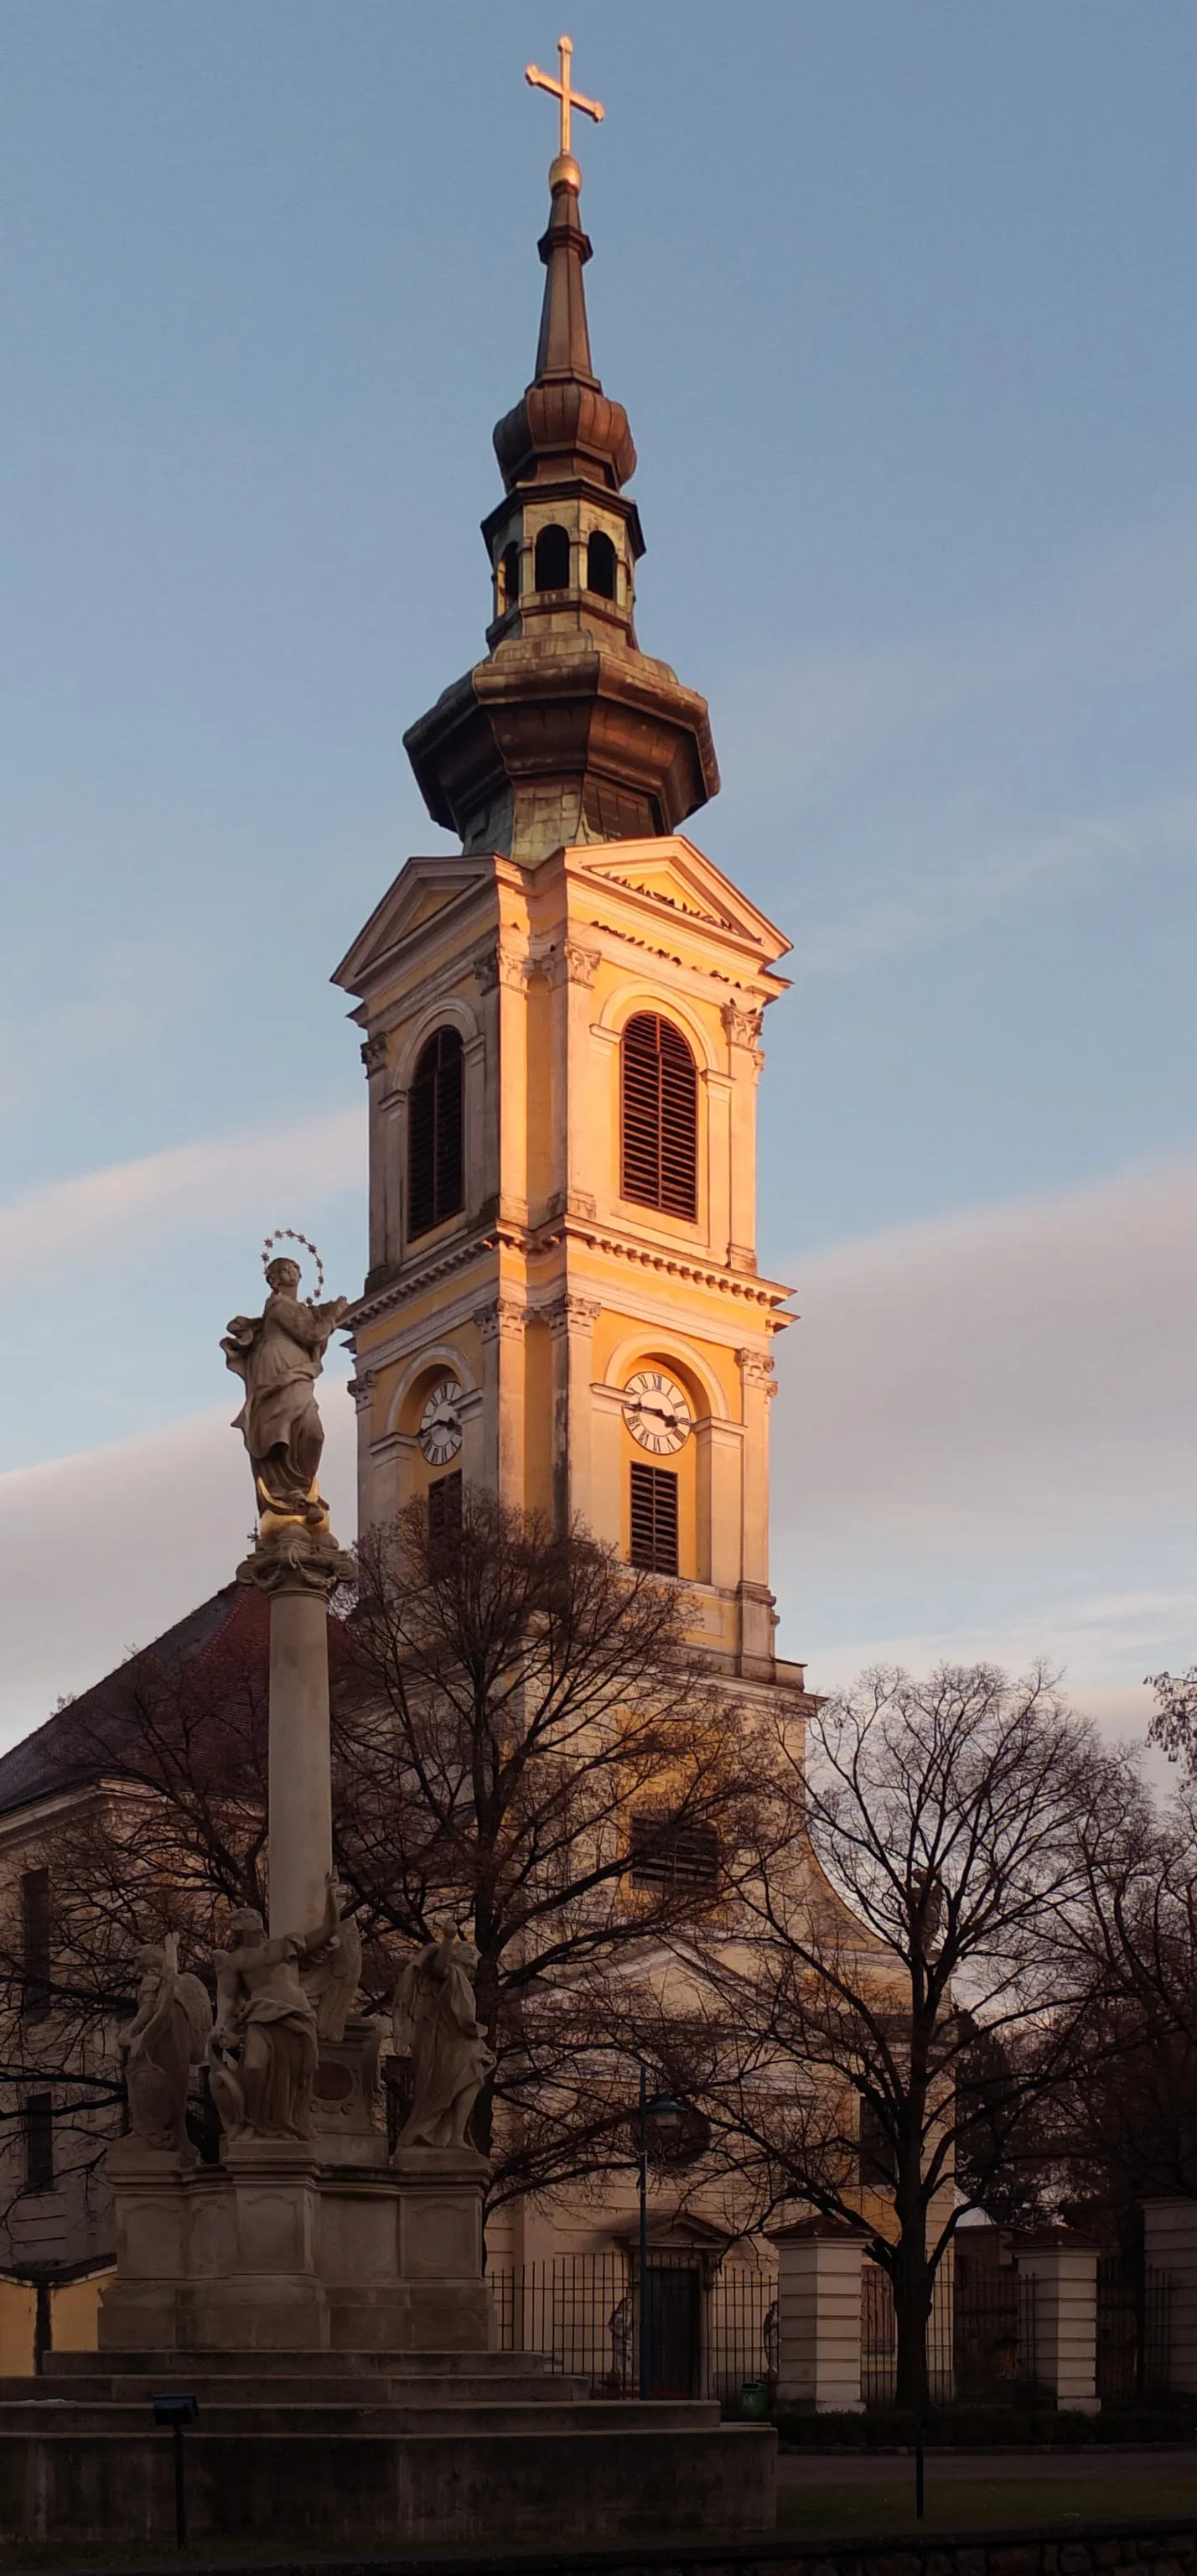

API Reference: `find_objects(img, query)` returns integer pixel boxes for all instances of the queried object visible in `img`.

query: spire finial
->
[525,34,604,171]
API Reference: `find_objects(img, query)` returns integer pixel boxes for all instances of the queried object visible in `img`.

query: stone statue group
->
[122,1902,495,2163]
[120,1254,495,2163]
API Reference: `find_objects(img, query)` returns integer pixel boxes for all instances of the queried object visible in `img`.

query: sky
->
[1,2,1194,1751]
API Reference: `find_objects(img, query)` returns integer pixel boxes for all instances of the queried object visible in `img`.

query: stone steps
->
[44,2344,550,2377]
[18,2369,591,2407]
[0,2397,718,2436]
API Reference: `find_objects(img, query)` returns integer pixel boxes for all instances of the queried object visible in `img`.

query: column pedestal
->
[99,2141,494,2355]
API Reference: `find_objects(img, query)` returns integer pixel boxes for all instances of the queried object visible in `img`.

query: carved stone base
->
[387,2146,493,2350]
[97,2136,492,2355]
[101,2141,330,2351]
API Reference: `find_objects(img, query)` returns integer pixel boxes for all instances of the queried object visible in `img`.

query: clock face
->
[418,1379,464,1466]
[623,1369,692,1455]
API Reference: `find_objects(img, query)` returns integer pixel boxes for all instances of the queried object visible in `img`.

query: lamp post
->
[636,2069,687,2399]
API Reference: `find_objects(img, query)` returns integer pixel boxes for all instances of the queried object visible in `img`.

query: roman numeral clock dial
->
[622,1370,692,1456]
[418,1379,464,1466]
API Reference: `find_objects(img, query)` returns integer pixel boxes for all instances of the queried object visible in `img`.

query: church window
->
[629,1809,719,1896]
[23,2094,54,2194]
[534,522,571,590]
[427,1469,463,1551]
[408,1026,464,1240]
[629,1461,678,1576]
[586,529,617,599]
[499,542,521,610]
[620,1013,698,1219]
[20,1867,50,2021]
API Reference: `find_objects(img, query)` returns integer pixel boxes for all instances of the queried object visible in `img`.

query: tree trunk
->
[892,2172,934,2409]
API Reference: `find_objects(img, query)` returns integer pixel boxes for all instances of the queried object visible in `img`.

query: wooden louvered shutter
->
[620,1014,697,1219]
[408,1027,464,1240]
[629,1462,679,1575]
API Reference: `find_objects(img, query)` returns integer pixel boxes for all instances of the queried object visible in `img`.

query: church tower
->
[334,57,801,1688]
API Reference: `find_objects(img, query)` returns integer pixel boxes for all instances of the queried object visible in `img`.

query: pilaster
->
[548,1293,601,1530]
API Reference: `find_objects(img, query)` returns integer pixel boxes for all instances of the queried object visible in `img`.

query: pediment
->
[570,835,790,965]
[332,855,495,996]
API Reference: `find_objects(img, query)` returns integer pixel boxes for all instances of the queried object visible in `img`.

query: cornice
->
[348,1206,794,1337]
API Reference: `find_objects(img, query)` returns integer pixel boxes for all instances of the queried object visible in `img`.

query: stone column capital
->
[722,1000,764,1049]
[736,1348,776,1390]
[477,1294,528,1343]
[475,943,530,994]
[546,1292,603,1337]
[237,1532,356,1597]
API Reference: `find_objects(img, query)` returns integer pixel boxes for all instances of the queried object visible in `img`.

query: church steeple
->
[403,56,719,866]
[336,42,797,1690]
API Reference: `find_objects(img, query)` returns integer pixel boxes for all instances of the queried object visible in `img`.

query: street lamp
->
[637,2067,687,2399]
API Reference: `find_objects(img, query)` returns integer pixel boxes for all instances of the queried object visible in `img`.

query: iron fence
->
[862,2257,1038,2405]
[1096,2256,1173,2403]
[490,2251,775,2409]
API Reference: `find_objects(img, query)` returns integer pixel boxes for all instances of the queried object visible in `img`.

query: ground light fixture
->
[151,2392,198,2547]
[637,2070,689,2398]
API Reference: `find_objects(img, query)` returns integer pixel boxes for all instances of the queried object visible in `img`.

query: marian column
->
[221,1246,356,1938]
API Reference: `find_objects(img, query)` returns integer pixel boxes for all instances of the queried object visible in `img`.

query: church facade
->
[0,86,828,2368]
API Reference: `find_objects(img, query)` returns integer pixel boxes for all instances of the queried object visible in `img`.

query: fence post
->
[1143,2199,1196,2395]
[768,2218,868,2413]
[1015,2229,1099,2413]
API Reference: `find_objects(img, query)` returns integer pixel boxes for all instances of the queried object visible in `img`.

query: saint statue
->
[208,1877,342,2142]
[222,1256,347,1524]
[391,1926,495,2153]
[118,1934,212,2158]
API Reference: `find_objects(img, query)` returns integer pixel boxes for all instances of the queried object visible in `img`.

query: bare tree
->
[696,1662,1130,2408]
[1063,1771,1197,2210]
[337,1492,754,2208]
[1147,1667,1197,1772]
[0,1498,754,2222]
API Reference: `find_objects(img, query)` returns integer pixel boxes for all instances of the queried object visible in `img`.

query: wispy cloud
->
[776,1152,1197,1553]
[726,499,1197,800]
[0,1104,362,1280]
[790,795,1197,978]
[0,1393,359,1748]
[0,935,206,1114]
[771,1156,1197,1691]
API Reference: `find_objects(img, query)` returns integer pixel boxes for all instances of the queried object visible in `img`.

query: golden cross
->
[525,34,604,162]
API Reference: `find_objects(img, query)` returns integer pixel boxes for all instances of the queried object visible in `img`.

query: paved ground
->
[778,2447,1197,2484]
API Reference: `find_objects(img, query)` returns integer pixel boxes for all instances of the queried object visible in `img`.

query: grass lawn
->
[3,2481,1197,2569]
[778,2475,1197,2537]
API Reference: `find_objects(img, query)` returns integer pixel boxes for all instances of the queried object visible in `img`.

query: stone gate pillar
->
[1016,2228,1099,2412]
[768,2218,868,2412]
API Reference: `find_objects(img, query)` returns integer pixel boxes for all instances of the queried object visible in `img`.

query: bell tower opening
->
[533,523,571,591]
[586,529,617,599]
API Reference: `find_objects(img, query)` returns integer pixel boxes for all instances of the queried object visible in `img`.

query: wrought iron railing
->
[862,2256,1038,2405]
[1096,2255,1174,2402]
[489,2250,775,2408]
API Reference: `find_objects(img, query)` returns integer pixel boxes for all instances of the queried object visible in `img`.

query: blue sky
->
[1,2,1194,1740]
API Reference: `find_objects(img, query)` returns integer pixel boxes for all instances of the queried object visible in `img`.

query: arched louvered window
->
[407,1026,464,1240]
[620,1013,698,1219]
[534,523,570,590]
